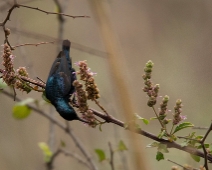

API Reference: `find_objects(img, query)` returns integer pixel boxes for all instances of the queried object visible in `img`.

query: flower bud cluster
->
[172,99,186,125]
[1,43,16,85]
[73,80,97,127]
[142,60,159,107]
[1,44,31,93]
[82,110,97,128]
[73,80,88,112]
[159,95,171,125]
[16,67,29,77]
[15,67,31,93]
[76,61,100,100]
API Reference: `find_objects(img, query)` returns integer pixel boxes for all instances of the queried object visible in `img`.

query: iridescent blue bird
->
[45,40,82,121]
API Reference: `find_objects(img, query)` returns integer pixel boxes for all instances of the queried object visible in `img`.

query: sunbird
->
[45,40,83,122]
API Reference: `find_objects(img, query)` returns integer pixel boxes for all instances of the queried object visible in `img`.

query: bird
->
[45,40,82,121]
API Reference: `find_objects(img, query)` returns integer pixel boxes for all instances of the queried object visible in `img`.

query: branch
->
[12,41,55,48]
[90,109,212,162]
[200,122,212,170]
[108,142,115,170]
[18,4,90,19]
[1,90,97,170]
[46,148,90,170]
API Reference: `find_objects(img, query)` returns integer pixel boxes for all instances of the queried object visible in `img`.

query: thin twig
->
[177,136,200,143]
[47,149,61,170]
[166,159,200,170]
[193,126,208,130]
[12,41,55,48]
[60,149,90,169]
[94,99,109,116]
[166,159,189,169]
[108,142,115,170]
[200,122,212,170]
[18,4,90,19]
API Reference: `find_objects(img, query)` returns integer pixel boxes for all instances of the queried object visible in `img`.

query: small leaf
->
[135,115,149,125]
[150,117,158,120]
[146,142,159,148]
[180,141,188,147]
[12,98,35,119]
[142,119,149,125]
[197,143,210,149]
[158,144,169,153]
[99,124,102,132]
[60,140,66,147]
[156,151,164,161]
[173,122,194,134]
[0,78,7,89]
[124,123,129,129]
[158,130,166,139]
[42,91,51,103]
[118,140,128,151]
[13,105,31,119]
[38,142,53,163]
[190,154,200,162]
[95,149,106,162]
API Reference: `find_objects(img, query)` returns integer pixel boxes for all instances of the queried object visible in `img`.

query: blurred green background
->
[0,0,211,169]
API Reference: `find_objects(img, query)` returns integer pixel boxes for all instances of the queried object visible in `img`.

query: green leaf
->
[158,130,166,139]
[38,142,53,163]
[150,117,158,120]
[158,144,169,153]
[13,105,31,119]
[180,141,188,147]
[190,154,200,162]
[60,140,66,147]
[0,78,7,89]
[136,115,149,125]
[99,124,102,132]
[156,151,164,161]
[95,149,106,162]
[42,91,51,103]
[197,143,210,149]
[172,122,194,134]
[12,98,35,119]
[118,140,128,151]
[124,123,129,129]
[146,142,159,148]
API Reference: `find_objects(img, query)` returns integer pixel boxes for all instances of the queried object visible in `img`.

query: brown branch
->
[2,90,212,163]
[12,41,55,48]
[18,4,90,19]
[90,109,212,162]
[0,2,90,50]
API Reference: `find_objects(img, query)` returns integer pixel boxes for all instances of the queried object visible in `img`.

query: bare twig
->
[18,4,90,19]
[94,99,109,116]
[108,142,115,170]
[193,126,208,130]
[47,148,91,170]
[0,2,90,49]
[9,26,108,58]
[12,41,55,48]
[166,159,199,170]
